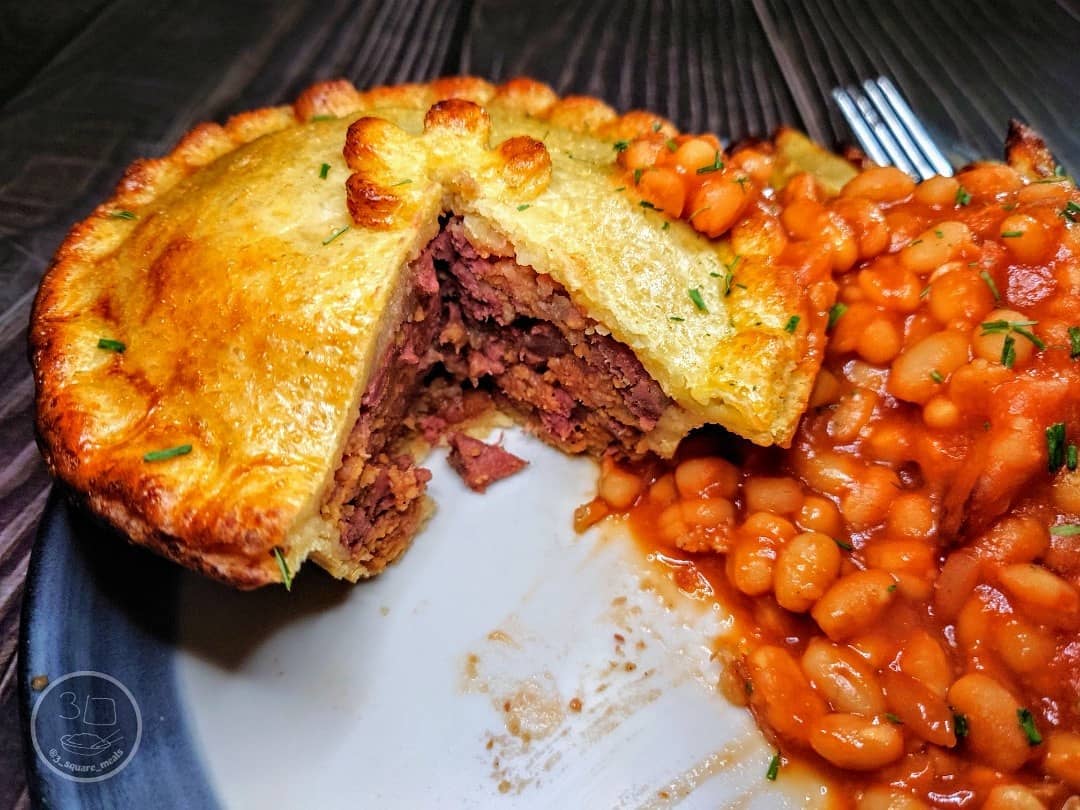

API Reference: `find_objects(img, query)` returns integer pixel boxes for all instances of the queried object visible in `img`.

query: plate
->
[21,430,830,808]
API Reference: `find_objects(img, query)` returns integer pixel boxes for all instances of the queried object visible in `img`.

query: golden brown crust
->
[31,76,826,589]
[1005,119,1057,180]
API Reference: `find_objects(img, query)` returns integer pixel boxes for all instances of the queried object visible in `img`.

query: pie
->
[30,77,849,588]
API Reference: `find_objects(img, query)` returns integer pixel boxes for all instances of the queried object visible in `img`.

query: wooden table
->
[2,1,1078,806]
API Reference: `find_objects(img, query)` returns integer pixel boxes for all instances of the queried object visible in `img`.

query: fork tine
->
[861,79,936,180]
[831,87,891,168]
[873,77,954,177]
[847,86,919,177]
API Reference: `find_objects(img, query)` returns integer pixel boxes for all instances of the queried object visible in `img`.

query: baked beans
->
[594,134,1080,807]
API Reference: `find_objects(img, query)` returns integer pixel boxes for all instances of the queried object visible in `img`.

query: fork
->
[832,77,953,180]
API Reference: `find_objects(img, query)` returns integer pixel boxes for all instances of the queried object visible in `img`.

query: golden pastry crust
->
[31,76,831,588]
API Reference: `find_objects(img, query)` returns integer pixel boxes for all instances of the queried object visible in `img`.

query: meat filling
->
[323,216,673,570]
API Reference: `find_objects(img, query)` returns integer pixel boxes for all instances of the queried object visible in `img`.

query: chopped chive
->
[919,285,932,299]
[652,121,662,132]
[833,537,854,551]
[734,175,750,191]
[909,239,923,246]
[1062,201,1080,223]
[669,315,685,322]
[1012,325,1046,349]
[517,204,531,211]
[1069,326,1080,359]
[613,186,626,192]
[390,179,413,187]
[1001,334,1016,368]
[766,753,780,781]
[696,151,725,174]
[1069,443,1078,471]
[661,221,670,231]
[143,444,192,463]
[1001,230,1024,238]
[665,138,678,153]
[310,114,336,122]
[930,369,944,383]
[955,186,972,206]
[108,209,137,220]
[784,315,800,333]
[272,547,293,591]
[613,140,630,152]
[934,229,944,238]
[97,338,126,353]
[827,302,848,330]
[322,225,350,245]
[887,583,898,593]
[1050,524,1080,536]
[954,712,969,739]
[1017,708,1042,746]
[688,287,708,312]
[1047,422,1067,472]
[979,270,1001,303]
[639,200,659,210]
[319,163,330,179]
[885,712,903,724]
[981,318,1038,334]
[633,168,644,185]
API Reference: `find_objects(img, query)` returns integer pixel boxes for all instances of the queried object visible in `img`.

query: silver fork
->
[832,77,953,180]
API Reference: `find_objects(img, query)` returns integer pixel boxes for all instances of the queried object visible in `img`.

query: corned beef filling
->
[324,216,672,567]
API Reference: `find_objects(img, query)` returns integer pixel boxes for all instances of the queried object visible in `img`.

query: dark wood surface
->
[2,2,1078,806]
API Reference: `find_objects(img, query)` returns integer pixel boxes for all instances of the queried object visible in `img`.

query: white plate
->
[175,430,830,808]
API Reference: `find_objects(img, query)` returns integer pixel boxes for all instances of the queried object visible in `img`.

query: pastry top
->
[31,77,838,587]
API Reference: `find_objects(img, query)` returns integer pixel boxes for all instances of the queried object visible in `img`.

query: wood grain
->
[2,3,1079,808]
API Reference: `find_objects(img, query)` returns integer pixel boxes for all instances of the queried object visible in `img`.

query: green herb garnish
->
[981,319,1044,349]
[833,538,853,551]
[322,225,350,245]
[934,229,944,238]
[273,547,293,591]
[930,369,944,383]
[517,204,531,211]
[1001,334,1017,368]
[954,712,969,739]
[696,151,724,174]
[390,179,413,187]
[310,114,337,122]
[639,200,659,210]
[1018,708,1042,746]
[979,270,1001,303]
[885,712,903,724]
[955,186,972,206]
[1062,201,1080,223]
[613,140,630,152]
[665,138,678,152]
[827,302,848,330]
[1001,230,1024,238]
[319,163,330,179]
[1069,443,1078,471]
[669,315,685,322]
[1070,326,1080,359]
[633,168,644,185]
[688,287,708,312]
[651,121,662,133]
[143,444,192,463]
[766,753,780,781]
[784,315,800,333]
[613,186,626,192]
[108,209,137,220]
[97,338,126,353]
[1047,422,1067,472]
[1050,524,1080,536]
[662,221,670,231]
[887,583,898,593]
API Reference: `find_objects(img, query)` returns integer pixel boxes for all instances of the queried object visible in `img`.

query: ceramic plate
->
[21,430,830,808]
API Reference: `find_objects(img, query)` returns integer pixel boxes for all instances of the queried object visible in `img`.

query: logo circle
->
[30,671,142,783]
